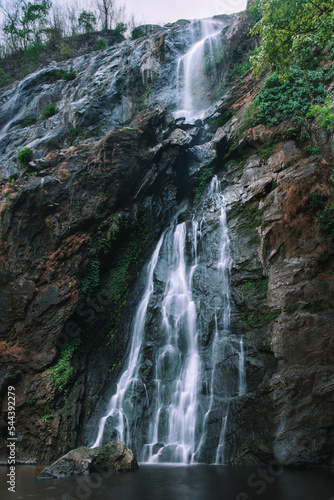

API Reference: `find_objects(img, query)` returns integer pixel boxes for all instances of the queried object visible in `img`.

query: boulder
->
[38,441,138,479]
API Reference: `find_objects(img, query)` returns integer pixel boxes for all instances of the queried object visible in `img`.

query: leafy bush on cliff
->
[255,67,328,126]
[63,67,76,81]
[43,103,59,117]
[307,98,334,131]
[97,38,107,50]
[317,204,334,241]
[17,147,33,166]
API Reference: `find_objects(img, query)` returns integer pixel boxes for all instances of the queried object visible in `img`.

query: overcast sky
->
[125,0,248,25]
[0,0,248,30]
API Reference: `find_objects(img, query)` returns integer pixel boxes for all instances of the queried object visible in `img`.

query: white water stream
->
[92,22,247,463]
[92,175,247,463]
[175,20,222,122]
[92,233,165,448]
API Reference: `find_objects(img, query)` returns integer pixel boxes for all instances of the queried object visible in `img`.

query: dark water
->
[1,464,333,500]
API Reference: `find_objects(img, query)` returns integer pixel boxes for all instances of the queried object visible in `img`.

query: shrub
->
[17,147,33,166]
[309,192,324,211]
[0,68,11,86]
[131,27,145,40]
[43,104,59,118]
[115,22,127,35]
[255,67,328,126]
[305,145,320,156]
[307,98,334,131]
[97,38,107,50]
[63,67,76,81]
[316,204,334,241]
[60,43,72,60]
[23,116,36,127]
[44,69,64,83]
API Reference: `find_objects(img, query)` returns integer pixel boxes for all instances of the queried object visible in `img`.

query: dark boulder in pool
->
[38,441,139,479]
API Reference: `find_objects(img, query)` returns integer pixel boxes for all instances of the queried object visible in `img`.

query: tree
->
[251,0,334,77]
[78,10,97,33]
[0,0,52,51]
[94,0,114,31]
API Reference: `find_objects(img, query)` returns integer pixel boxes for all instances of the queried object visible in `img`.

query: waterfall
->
[92,172,247,464]
[142,222,200,464]
[91,17,248,459]
[175,20,223,122]
[91,233,165,448]
[238,338,247,396]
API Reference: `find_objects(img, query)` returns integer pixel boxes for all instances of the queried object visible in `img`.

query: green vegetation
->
[63,67,76,81]
[23,116,36,127]
[193,166,214,203]
[230,51,253,80]
[239,278,268,295]
[80,209,150,343]
[304,145,320,156]
[44,69,64,83]
[0,68,11,86]
[137,83,153,111]
[101,210,150,305]
[237,101,260,137]
[78,10,97,33]
[251,0,334,78]
[307,98,334,131]
[43,103,59,118]
[243,310,280,328]
[17,147,33,166]
[115,22,127,35]
[81,258,100,297]
[309,192,325,211]
[60,43,72,60]
[97,38,107,50]
[255,68,329,126]
[1,0,52,52]
[20,42,43,76]
[316,204,334,241]
[131,27,145,40]
[48,336,81,392]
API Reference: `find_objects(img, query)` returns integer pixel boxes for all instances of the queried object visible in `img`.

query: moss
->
[243,309,281,329]
[48,336,81,392]
[81,258,100,298]
[193,166,214,203]
[239,278,268,295]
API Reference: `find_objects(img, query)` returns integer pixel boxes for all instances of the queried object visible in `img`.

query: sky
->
[124,0,248,25]
[0,0,248,31]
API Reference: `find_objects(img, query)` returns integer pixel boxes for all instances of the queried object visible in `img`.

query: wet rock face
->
[0,104,190,464]
[0,15,238,180]
[38,441,138,479]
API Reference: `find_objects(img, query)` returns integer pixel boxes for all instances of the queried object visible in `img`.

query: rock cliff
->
[0,5,333,470]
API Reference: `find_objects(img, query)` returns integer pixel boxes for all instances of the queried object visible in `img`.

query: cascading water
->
[92,233,165,448]
[142,221,200,464]
[92,22,247,463]
[175,19,223,122]
[92,174,247,464]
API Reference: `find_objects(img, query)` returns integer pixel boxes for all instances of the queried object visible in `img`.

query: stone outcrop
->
[38,441,138,479]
